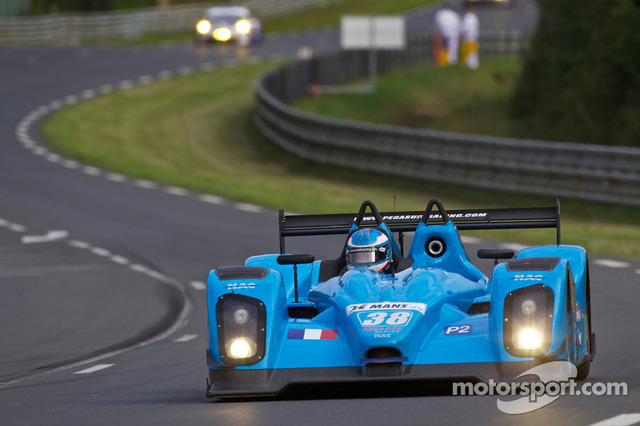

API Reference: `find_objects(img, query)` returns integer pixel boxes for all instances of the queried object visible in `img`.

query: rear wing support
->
[278,199,561,254]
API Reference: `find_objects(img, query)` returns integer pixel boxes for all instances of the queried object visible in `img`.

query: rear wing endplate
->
[279,200,561,253]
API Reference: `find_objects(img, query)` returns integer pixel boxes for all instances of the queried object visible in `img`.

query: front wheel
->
[575,314,592,380]
[575,355,590,380]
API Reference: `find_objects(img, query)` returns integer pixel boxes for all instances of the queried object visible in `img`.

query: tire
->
[576,265,593,380]
[575,302,592,380]
[575,355,590,380]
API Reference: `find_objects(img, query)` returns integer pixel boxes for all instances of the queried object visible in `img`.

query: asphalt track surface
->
[1,1,638,425]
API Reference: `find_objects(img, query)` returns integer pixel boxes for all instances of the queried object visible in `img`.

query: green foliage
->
[30,0,118,13]
[510,0,640,146]
[29,0,217,14]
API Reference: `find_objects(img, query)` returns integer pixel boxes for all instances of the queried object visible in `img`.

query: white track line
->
[82,166,101,176]
[106,173,127,182]
[593,259,630,269]
[134,180,157,189]
[199,195,224,204]
[73,364,114,375]
[190,281,207,291]
[173,334,198,343]
[21,230,68,244]
[589,413,640,426]
[235,203,263,213]
[165,186,189,196]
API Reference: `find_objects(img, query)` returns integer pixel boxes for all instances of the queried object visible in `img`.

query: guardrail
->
[0,0,347,45]
[254,33,640,207]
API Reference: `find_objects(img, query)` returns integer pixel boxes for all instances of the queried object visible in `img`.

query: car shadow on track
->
[209,379,468,403]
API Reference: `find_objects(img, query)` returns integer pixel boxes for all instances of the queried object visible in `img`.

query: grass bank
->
[262,0,436,33]
[42,57,640,260]
[293,58,532,138]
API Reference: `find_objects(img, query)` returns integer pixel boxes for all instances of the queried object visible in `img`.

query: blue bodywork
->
[206,199,594,398]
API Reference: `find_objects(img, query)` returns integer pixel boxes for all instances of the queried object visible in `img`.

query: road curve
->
[1,2,638,425]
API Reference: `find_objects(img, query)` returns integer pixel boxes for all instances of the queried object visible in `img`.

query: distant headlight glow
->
[196,20,211,34]
[213,28,232,41]
[235,19,251,34]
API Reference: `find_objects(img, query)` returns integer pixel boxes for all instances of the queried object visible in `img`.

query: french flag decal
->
[287,329,338,340]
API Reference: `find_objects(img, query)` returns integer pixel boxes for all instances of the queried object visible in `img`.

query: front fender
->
[206,266,288,368]
[489,257,572,362]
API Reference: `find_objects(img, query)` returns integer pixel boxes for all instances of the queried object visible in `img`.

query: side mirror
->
[477,248,515,266]
[276,254,315,265]
[277,254,315,303]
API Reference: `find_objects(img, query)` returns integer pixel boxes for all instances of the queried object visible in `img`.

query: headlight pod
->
[503,284,554,357]
[216,294,266,366]
[235,19,251,34]
[196,20,211,34]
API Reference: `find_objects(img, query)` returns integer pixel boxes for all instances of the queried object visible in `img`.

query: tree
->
[510,0,640,146]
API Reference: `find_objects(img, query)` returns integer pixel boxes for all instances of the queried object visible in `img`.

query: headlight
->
[196,20,211,34]
[235,19,251,34]
[227,337,257,359]
[216,294,266,366]
[515,328,543,350]
[503,284,554,357]
[213,28,232,42]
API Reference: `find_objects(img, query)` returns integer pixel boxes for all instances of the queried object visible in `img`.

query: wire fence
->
[0,0,347,45]
[254,32,640,207]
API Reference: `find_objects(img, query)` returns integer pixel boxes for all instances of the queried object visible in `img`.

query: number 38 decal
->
[357,311,413,327]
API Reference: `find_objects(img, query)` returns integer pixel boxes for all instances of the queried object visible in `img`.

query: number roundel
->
[358,311,412,327]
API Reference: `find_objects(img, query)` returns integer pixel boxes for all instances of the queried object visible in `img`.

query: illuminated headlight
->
[226,337,257,359]
[235,19,251,34]
[216,294,266,365]
[515,328,543,350]
[213,28,232,42]
[504,284,554,357]
[196,20,211,34]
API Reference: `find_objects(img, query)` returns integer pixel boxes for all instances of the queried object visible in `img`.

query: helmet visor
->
[347,247,388,266]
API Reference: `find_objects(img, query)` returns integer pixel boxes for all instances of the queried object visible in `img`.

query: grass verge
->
[293,57,523,137]
[42,58,640,260]
[262,0,438,33]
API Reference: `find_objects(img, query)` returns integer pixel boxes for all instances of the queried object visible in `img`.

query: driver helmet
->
[345,228,392,273]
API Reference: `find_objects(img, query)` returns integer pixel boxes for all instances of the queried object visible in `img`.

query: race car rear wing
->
[278,199,561,253]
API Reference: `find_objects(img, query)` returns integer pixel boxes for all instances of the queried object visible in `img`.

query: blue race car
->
[205,199,595,398]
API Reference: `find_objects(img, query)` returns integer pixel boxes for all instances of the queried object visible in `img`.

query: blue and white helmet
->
[346,228,392,273]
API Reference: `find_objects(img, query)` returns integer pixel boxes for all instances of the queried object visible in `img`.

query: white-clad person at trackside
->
[460,5,480,69]
[433,3,461,66]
